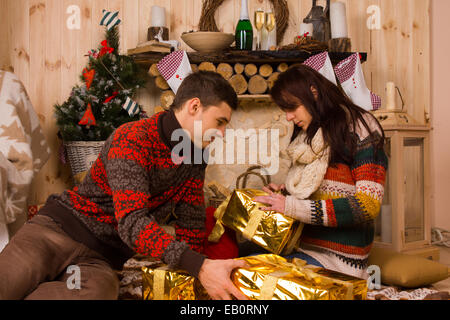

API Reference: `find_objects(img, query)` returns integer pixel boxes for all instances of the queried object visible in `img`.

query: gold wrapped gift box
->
[142,254,367,301]
[232,254,368,300]
[142,264,209,300]
[209,189,304,255]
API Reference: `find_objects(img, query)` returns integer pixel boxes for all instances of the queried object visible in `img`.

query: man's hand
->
[198,259,249,300]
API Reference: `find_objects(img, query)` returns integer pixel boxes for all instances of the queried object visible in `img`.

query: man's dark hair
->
[170,71,238,111]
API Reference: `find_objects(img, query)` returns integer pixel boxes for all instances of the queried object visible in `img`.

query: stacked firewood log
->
[148,62,292,109]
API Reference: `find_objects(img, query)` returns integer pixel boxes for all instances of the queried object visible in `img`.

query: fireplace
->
[204,98,293,205]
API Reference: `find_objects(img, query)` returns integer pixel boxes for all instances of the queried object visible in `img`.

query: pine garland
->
[54,27,145,142]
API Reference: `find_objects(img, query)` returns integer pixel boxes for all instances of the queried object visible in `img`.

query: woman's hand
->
[253,191,286,214]
[198,259,249,300]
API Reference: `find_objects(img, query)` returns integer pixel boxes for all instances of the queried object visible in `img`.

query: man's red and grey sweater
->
[39,110,207,276]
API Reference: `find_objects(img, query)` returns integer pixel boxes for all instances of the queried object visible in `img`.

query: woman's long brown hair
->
[270,64,385,166]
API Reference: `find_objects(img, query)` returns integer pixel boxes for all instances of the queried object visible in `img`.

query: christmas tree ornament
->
[85,49,99,59]
[99,40,115,57]
[303,51,337,85]
[82,68,95,90]
[78,103,97,127]
[123,97,140,116]
[334,53,381,111]
[100,9,121,30]
[157,51,192,94]
[104,91,119,104]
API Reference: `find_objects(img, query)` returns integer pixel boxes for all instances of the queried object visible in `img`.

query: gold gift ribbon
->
[259,270,290,300]
[291,258,354,300]
[253,255,318,281]
[208,195,231,243]
[153,266,169,300]
[242,210,265,241]
[253,256,354,300]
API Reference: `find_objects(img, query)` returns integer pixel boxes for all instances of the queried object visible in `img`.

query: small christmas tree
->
[54,25,145,142]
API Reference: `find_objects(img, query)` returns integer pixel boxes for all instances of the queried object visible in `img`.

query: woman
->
[254,65,388,279]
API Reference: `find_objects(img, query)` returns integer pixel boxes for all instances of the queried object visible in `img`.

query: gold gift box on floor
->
[142,264,209,300]
[210,189,304,255]
[232,254,368,300]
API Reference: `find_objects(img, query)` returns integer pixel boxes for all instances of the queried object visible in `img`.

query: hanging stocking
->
[157,51,192,94]
[303,51,338,86]
[334,53,381,111]
[79,103,97,127]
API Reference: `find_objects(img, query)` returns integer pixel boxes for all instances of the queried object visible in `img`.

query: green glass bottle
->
[235,0,253,50]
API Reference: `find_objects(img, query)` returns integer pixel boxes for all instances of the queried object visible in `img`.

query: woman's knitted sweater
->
[284,118,388,279]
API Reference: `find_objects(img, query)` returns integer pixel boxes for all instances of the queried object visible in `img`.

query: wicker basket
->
[64,141,106,177]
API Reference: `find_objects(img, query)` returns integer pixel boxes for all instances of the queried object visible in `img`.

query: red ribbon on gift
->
[99,40,114,57]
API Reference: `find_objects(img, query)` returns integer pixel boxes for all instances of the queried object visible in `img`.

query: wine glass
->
[265,11,275,33]
[254,9,265,50]
[264,12,276,49]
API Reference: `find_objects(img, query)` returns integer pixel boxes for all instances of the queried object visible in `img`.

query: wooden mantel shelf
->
[130,50,367,67]
[135,50,367,106]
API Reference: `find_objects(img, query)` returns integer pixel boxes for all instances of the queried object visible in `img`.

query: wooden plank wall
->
[0,0,11,71]
[0,0,430,206]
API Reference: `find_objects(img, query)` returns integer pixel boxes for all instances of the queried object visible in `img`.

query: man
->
[0,71,247,300]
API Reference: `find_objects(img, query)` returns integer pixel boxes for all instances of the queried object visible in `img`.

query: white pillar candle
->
[151,5,166,27]
[330,2,348,39]
[299,23,313,37]
[386,82,397,111]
